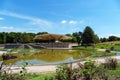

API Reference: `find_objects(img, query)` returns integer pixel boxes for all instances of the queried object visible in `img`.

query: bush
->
[55,64,71,80]
[110,46,114,51]
[101,47,104,49]
[104,58,117,70]
[105,49,111,53]
[55,61,109,80]
[0,61,28,80]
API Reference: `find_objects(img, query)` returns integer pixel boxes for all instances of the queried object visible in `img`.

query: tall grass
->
[104,58,117,70]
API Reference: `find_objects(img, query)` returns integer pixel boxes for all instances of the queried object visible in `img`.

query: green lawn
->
[96,43,120,51]
[28,73,55,80]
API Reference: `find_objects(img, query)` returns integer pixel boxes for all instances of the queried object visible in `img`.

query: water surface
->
[0,49,90,65]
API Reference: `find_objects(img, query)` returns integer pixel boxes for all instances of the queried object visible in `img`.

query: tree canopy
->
[1,26,120,44]
[82,26,99,46]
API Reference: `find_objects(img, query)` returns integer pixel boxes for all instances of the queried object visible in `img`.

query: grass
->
[27,73,55,80]
[108,63,120,77]
[96,43,120,51]
[73,45,116,58]
[89,51,116,58]
[0,45,120,79]
[27,61,120,80]
[26,59,120,80]
[73,46,96,51]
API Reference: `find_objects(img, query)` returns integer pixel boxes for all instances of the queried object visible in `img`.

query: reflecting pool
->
[0,49,90,65]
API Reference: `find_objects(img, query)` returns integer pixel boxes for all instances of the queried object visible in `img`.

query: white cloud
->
[0,10,52,27]
[69,20,77,25]
[61,20,67,24]
[109,34,120,37]
[0,17,4,21]
[0,26,14,30]
[0,10,85,34]
[61,20,78,25]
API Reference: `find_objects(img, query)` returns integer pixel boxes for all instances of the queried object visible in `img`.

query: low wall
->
[1,43,78,49]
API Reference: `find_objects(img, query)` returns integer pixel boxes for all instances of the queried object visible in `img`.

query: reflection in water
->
[117,52,120,56]
[0,49,90,65]
[15,57,75,66]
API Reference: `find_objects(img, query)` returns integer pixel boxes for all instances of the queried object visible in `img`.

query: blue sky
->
[0,0,120,37]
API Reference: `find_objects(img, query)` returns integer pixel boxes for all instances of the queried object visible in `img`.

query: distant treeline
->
[100,36,120,42]
[0,26,119,44]
[0,32,48,43]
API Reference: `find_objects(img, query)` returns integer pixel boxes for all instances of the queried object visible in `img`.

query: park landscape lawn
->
[96,42,120,51]
[1,42,120,79]
[28,43,120,80]
[28,73,55,80]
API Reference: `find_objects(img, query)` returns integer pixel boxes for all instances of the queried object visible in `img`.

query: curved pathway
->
[2,56,120,73]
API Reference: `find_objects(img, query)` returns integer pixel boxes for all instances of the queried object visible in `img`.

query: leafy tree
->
[71,36,77,42]
[37,32,48,35]
[72,32,82,45]
[100,37,108,42]
[14,32,23,43]
[0,32,7,43]
[6,32,17,43]
[82,26,96,46]
[65,34,72,37]
[27,33,36,43]
[22,33,31,43]
[93,34,100,43]
[108,36,119,41]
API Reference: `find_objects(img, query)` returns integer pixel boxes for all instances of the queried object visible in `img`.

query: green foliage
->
[104,58,117,70]
[0,32,6,43]
[55,64,70,80]
[55,61,109,80]
[72,32,82,44]
[90,51,116,58]
[93,34,100,43]
[28,73,54,80]
[36,32,48,35]
[79,60,108,80]
[71,36,77,42]
[96,43,120,51]
[82,26,99,46]
[100,36,120,42]
[108,36,119,41]
[0,32,36,43]
[0,59,120,80]
[0,61,28,80]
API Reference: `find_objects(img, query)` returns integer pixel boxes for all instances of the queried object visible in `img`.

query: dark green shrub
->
[110,46,114,51]
[105,49,111,53]
[55,61,109,80]
[55,64,71,80]
[104,58,117,70]
[101,47,104,49]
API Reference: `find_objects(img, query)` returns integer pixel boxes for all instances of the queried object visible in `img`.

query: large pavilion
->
[34,34,77,48]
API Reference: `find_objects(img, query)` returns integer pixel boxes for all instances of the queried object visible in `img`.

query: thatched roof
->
[34,34,71,41]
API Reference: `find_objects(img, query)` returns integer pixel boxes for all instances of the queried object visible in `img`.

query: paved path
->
[2,56,119,73]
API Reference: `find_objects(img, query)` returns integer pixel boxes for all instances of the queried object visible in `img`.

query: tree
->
[37,32,48,35]
[82,26,96,46]
[6,32,17,43]
[108,36,119,41]
[100,37,108,42]
[0,32,6,43]
[22,33,31,43]
[93,34,100,43]
[65,34,72,37]
[72,32,82,45]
